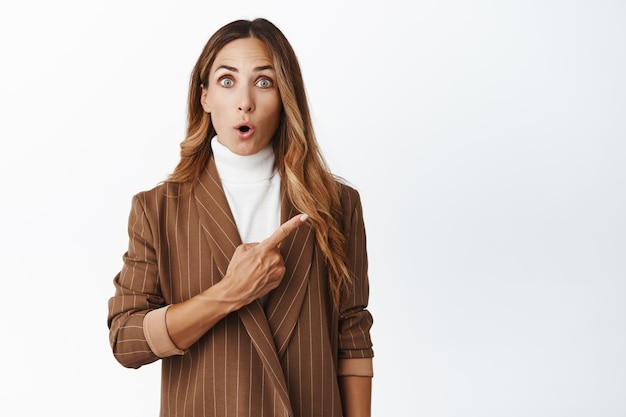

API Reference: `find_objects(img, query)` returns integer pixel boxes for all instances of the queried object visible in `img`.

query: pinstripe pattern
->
[108,157,373,417]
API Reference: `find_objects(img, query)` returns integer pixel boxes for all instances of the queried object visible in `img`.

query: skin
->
[340,376,372,417]
[166,212,371,417]
[169,37,371,417]
[165,213,308,350]
[169,38,303,348]
[201,37,281,156]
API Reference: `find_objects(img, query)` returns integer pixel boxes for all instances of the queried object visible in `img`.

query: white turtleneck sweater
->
[210,136,281,244]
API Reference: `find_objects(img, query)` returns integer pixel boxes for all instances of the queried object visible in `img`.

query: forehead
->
[212,38,273,69]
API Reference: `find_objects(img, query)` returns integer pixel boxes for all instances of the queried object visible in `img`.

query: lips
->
[234,122,255,139]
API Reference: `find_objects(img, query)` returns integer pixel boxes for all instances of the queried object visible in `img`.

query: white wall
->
[1,0,624,415]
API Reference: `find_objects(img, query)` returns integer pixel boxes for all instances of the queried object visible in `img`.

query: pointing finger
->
[261,214,309,248]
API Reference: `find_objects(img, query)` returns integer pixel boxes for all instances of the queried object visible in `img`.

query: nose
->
[238,87,254,113]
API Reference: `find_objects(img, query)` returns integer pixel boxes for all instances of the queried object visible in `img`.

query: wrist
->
[202,279,245,314]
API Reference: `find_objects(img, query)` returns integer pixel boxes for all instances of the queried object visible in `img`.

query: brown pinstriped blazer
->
[108,157,373,417]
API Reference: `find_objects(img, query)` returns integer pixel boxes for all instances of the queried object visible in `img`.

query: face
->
[201,37,282,156]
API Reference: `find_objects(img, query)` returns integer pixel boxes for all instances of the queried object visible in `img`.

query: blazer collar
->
[193,156,315,414]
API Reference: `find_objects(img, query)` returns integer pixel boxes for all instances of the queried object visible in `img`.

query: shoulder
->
[336,179,362,211]
[335,179,365,228]
[130,181,189,212]
[133,181,165,199]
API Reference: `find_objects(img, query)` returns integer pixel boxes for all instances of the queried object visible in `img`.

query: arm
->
[109,198,309,359]
[107,193,163,368]
[339,376,372,417]
[164,213,308,350]
[108,192,242,361]
[337,186,375,415]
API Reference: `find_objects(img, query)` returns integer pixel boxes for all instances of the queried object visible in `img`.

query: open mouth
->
[238,126,250,133]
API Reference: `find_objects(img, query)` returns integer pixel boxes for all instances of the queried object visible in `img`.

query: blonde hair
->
[168,19,350,309]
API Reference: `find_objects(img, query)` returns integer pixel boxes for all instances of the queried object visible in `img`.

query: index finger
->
[260,214,309,248]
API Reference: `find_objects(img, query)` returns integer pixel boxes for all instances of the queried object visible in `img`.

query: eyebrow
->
[214,65,274,73]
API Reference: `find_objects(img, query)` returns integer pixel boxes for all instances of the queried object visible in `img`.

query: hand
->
[221,214,308,308]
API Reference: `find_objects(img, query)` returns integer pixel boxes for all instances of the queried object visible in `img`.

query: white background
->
[1,0,625,416]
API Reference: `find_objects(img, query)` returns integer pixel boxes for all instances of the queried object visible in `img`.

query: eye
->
[256,78,273,88]
[219,77,234,88]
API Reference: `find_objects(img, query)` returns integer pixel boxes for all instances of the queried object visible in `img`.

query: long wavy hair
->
[168,18,350,309]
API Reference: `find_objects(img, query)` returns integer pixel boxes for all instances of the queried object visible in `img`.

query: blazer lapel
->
[237,301,294,416]
[266,192,315,357]
[193,158,294,416]
[193,157,241,278]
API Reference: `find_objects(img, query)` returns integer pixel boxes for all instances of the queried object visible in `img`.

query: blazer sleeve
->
[107,192,164,368]
[338,185,374,360]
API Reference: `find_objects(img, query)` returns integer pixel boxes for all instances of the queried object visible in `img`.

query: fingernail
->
[300,213,309,222]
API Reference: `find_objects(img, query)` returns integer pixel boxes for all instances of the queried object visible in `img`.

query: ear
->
[200,84,211,113]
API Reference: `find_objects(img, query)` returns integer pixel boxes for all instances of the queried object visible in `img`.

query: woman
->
[108,18,373,417]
